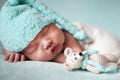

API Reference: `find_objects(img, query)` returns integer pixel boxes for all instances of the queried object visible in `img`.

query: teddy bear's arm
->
[103,54,118,62]
[86,64,100,73]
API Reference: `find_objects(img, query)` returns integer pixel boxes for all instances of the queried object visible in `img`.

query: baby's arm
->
[54,31,84,63]
[3,50,26,62]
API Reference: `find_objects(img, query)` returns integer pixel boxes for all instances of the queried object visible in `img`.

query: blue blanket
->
[0,53,120,80]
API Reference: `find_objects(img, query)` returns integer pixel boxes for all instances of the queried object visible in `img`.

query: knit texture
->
[81,50,118,73]
[0,0,91,52]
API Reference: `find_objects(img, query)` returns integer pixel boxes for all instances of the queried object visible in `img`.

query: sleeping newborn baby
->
[1,0,120,65]
[3,22,120,65]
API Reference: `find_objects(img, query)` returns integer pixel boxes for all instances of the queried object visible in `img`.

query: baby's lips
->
[46,43,59,55]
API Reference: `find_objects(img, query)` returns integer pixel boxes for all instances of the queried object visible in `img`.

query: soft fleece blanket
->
[0,45,120,80]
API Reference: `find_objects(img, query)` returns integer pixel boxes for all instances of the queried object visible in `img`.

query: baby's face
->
[23,24,65,61]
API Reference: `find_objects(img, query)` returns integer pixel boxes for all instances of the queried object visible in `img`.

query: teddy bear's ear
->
[64,47,73,56]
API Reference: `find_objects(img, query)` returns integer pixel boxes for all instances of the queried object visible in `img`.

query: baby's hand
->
[3,50,26,63]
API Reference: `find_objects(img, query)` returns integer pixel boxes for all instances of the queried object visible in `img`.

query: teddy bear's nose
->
[79,52,83,56]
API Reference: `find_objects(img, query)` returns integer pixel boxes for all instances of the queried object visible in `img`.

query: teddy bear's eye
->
[79,52,83,56]
[74,53,76,55]
[74,57,77,60]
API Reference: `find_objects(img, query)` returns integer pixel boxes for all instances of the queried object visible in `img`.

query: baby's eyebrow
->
[40,24,50,35]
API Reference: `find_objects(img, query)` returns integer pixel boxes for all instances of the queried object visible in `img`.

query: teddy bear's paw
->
[103,54,118,62]
[106,63,118,67]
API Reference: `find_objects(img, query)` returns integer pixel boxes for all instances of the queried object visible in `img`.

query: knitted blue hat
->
[0,0,91,52]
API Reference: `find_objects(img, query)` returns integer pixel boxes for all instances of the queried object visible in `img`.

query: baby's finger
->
[4,54,10,61]
[14,54,20,62]
[20,54,26,61]
[8,54,15,62]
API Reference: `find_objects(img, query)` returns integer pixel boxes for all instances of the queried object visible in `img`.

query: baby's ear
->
[64,47,73,56]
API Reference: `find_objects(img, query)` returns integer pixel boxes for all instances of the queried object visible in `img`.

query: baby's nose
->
[43,39,52,49]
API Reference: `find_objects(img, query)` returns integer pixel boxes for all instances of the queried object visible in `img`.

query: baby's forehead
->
[27,23,60,47]
[27,24,52,46]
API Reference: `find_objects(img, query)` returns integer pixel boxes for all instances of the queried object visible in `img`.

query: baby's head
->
[22,23,65,61]
[0,0,91,61]
[0,0,65,61]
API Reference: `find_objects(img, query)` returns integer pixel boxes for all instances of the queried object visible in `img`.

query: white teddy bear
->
[64,47,118,73]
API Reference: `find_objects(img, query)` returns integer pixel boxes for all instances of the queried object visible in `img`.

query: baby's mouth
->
[47,44,58,55]
[52,44,59,54]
